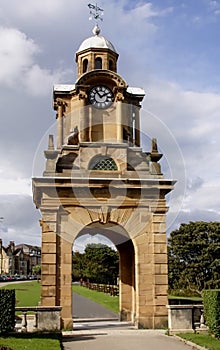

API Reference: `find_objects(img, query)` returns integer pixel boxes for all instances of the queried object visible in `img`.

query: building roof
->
[77,25,117,53]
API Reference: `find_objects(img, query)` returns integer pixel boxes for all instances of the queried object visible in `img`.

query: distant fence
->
[81,281,119,296]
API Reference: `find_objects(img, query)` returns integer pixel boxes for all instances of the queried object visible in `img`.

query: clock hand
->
[96,90,105,98]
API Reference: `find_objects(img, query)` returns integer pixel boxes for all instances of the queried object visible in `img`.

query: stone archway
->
[37,198,171,330]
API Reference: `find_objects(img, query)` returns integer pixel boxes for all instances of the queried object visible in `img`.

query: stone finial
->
[43,134,59,176]
[150,137,163,175]
[151,138,158,153]
[93,24,101,36]
[48,135,54,150]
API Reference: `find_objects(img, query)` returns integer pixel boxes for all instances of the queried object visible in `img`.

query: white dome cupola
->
[75,24,119,78]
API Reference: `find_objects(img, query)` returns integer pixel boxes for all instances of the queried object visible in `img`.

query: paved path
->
[72,291,118,320]
[62,292,199,350]
[63,327,196,350]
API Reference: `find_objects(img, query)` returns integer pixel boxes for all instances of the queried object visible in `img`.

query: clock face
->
[89,85,114,109]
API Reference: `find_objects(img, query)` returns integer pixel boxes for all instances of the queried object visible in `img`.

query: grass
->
[0,333,62,350]
[178,333,220,350]
[0,281,41,307]
[72,284,119,314]
[0,283,61,349]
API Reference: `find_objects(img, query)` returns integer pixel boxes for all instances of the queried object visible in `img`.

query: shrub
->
[202,289,220,338]
[0,289,15,334]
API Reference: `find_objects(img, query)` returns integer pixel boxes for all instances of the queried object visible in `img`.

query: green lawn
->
[0,281,41,307]
[178,333,220,350]
[72,284,119,314]
[0,333,61,350]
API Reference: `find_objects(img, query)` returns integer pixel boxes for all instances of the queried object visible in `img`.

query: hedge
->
[0,289,15,334]
[202,289,220,338]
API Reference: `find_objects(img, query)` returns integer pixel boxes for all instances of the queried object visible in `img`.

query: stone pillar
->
[79,91,88,142]
[134,227,155,329]
[57,212,74,329]
[133,210,168,329]
[56,101,64,149]
[152,212,169,328]
[134,106,140,147]
[116,100,123,143]
[58,236,73,329]
[40,221,57,307]
[118,240,135,322]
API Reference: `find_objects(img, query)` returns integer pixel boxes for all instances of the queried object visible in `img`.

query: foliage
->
[0,289,15,334]
[0,281,40,307]
[178,333,220,350]
[73,284,119,314]
[32,264,41,276]
[203,290,220,338]
[168,221,220,295]
[73,243,119,285]
[0,333,61,350]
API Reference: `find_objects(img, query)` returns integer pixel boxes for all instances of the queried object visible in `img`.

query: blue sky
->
[0,0,219,251]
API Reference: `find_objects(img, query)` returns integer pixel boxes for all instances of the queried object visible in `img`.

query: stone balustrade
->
[15,306,62,332]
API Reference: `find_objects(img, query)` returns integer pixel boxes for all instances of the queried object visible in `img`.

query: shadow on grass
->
[2,332,62,340]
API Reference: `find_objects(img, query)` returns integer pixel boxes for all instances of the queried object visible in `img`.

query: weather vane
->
[88,3,104,23]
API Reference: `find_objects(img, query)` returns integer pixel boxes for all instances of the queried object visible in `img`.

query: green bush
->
[0,290,15,334]
[202,289,220,338]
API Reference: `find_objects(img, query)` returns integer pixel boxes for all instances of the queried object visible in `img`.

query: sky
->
[0,0,219,251]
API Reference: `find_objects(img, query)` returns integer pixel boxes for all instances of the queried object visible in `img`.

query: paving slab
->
[63,326,197,350]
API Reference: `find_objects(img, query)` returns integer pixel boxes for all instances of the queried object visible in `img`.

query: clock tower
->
[33,16,175,330]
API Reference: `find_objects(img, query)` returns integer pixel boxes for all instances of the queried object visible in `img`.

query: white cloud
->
[0,195,41,246]
[0,0,67,21]
[0,178,31,195]
[0,27,39,86]
[0,27,67,96]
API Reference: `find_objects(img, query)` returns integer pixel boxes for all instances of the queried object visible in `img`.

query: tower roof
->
[77,25,117,54]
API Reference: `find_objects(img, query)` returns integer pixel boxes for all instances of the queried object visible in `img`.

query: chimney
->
[0,239,2,251]
[10,240,15,253]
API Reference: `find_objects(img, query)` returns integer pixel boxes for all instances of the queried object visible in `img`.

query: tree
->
[32,264,41,281]
[72,243,119,285]
[168,221,220,295]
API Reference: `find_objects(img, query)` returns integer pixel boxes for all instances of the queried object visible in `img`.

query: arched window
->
[95,57,102,69]
[89,156,117,171]
[83,59,88,73]
[109,59,113,71]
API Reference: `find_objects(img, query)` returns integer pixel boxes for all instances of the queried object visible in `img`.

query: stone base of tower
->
[136,315,168,329]
[61,317,73,330]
